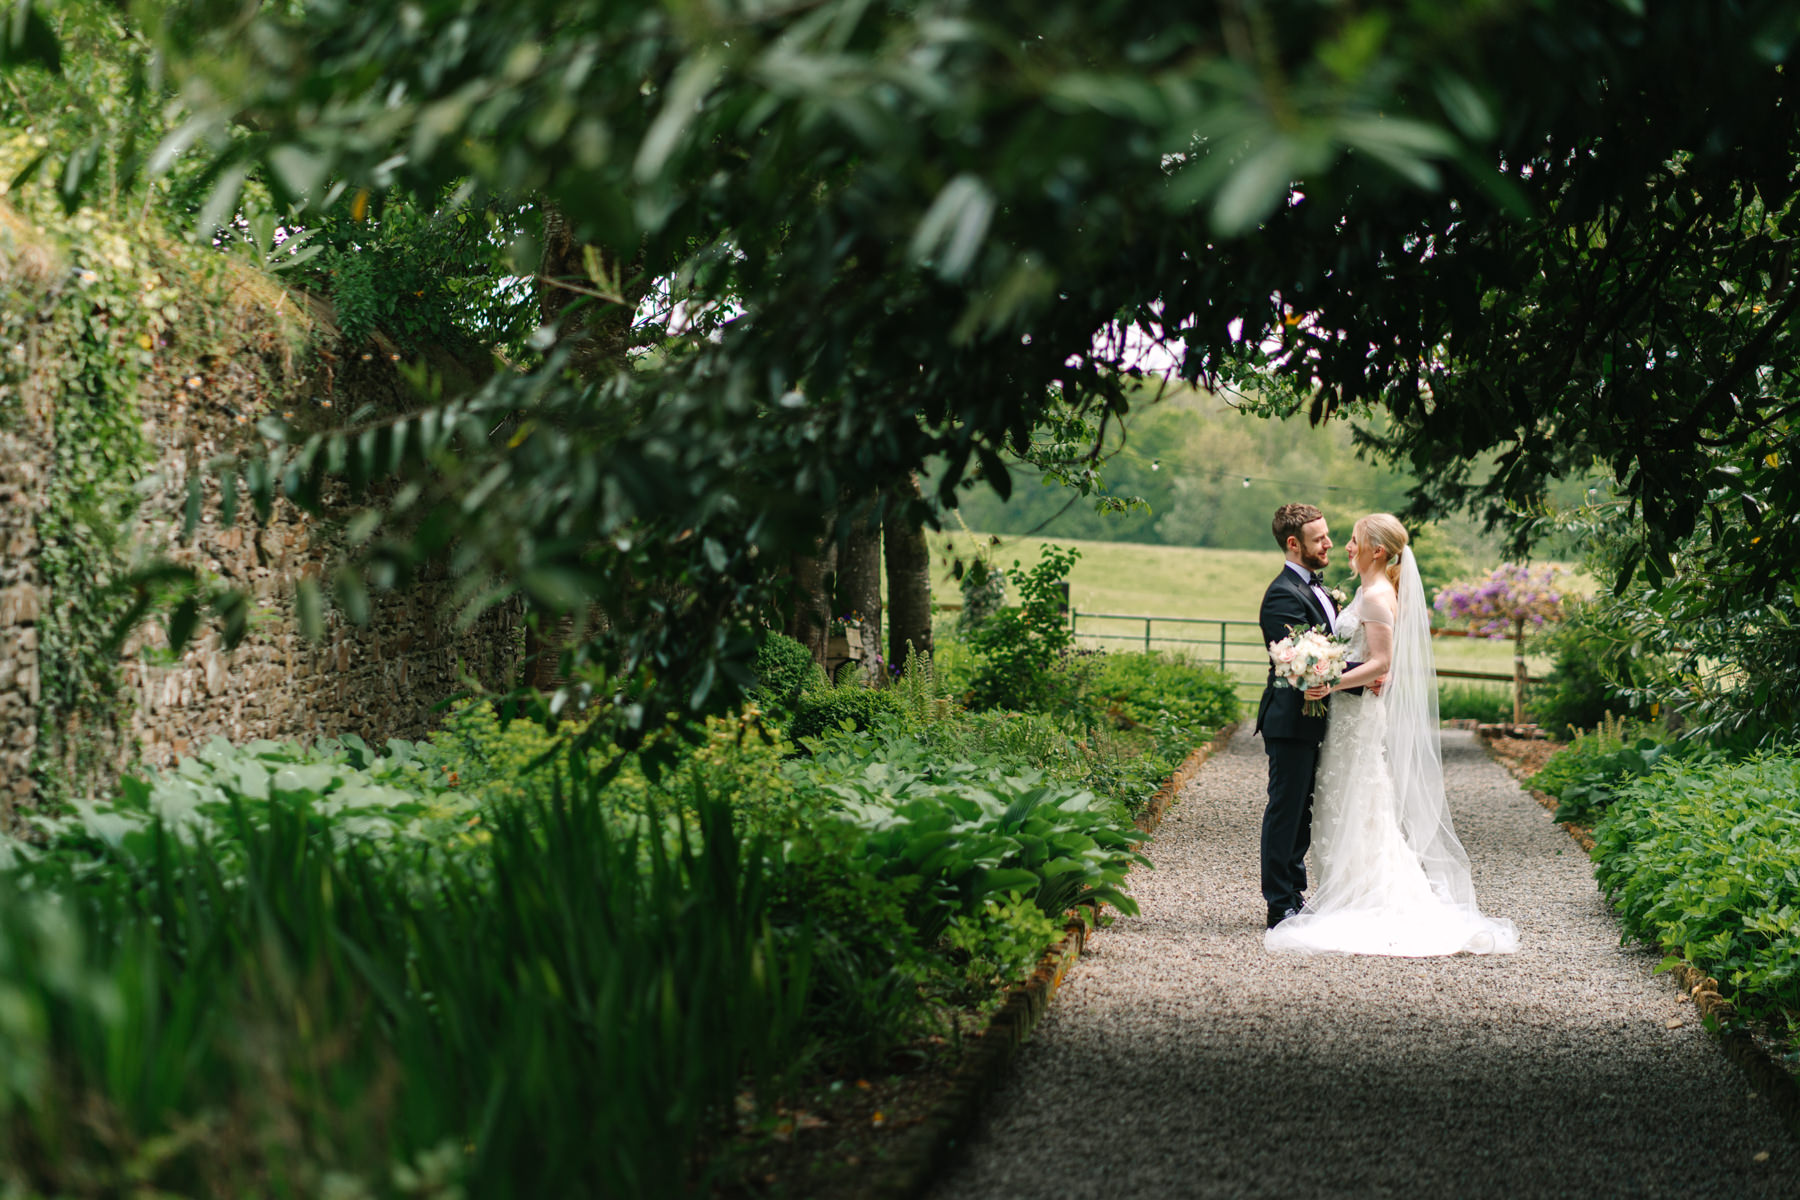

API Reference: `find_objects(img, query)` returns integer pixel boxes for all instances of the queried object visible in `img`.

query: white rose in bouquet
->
[1267,626,1351,718]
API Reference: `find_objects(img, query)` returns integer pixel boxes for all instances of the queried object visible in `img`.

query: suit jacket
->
[1254,566,1332,743]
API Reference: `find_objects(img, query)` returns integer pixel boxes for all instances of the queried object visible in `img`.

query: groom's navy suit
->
[1255,564,1335,916]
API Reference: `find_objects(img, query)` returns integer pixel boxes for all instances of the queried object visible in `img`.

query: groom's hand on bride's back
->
[1371,675,1387,696]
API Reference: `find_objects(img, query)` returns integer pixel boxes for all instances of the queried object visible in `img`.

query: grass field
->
[929,531,1557,697]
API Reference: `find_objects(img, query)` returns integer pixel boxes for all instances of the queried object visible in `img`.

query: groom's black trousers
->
[1261,736,1319,912]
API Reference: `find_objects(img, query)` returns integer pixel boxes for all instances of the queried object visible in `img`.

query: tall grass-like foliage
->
[1437,681,1512,724]
[0,771,811,1197]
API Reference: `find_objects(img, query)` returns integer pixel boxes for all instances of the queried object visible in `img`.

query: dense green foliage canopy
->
[9,0,1800,735]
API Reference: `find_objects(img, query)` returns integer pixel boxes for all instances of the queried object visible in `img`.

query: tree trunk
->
[786,514,838,666]
[835,495,884,679]
[884,473,933,674]
[1512,616,1527,725]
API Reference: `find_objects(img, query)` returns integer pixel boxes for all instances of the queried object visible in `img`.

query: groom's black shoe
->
[1266,905,1302,929]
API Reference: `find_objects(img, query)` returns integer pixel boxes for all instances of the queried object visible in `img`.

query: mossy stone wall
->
[0,186,515,825]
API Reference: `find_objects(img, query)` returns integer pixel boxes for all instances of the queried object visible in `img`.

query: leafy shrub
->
[0,674,1186,1187]
[929,709,1088,778]
[7,734,475,889]
[1076,721,1189,818]
[944,891,1061,1004]
[1082,650,1238,735]
[426,699,798,836]
[914,703,1189,820]
[791,727,1147,939]
[1529,598,1665,734]
[752,632,822,718]
[767,830,932,1066]
[1527,713,1691,826]
[1592,751,1800,1039]
[789,686,902,743]
[967,545,1078,711]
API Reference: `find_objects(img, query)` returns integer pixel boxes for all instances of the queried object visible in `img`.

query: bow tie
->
[1307,572,1326,588]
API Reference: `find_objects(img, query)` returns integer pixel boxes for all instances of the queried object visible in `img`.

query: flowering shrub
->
[1433,563,1567,637]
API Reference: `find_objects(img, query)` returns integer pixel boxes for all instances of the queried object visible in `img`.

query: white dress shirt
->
[1285,559,1337,632]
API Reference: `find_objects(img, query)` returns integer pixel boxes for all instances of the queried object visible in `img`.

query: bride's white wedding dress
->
[1265,553,1519,957]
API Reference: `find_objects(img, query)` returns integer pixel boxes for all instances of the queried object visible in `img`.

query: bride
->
[1265,513,1519,957]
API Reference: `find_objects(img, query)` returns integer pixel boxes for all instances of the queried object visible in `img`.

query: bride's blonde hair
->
[1356,513,1409,594]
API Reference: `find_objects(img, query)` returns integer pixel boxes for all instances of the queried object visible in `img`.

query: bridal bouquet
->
[1268,626,1350,718]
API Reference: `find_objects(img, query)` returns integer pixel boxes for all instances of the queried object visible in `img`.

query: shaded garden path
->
[931,727,1799,1199]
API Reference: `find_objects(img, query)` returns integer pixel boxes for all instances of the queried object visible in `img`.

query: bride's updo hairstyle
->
[1357,513,1410,594]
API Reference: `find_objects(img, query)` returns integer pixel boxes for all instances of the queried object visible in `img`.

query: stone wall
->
[0,430,43,829]
[0,313,516,827]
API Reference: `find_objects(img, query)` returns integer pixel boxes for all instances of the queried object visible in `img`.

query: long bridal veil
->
[1389,548,1511,935]
[1268,546,1518,956]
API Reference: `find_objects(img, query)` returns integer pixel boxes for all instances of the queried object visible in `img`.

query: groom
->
[1255,503,1336,929]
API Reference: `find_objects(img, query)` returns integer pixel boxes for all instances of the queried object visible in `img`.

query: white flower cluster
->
[1268,626,1350,716]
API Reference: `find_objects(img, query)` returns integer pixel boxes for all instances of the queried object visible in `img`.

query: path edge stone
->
[1480,737,1800,1145]
[870,721,1241,1200]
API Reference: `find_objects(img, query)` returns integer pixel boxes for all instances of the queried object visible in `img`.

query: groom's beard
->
[1302,551,1329,572]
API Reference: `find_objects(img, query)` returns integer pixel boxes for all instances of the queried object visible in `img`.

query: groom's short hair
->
[1272,503,1324,550]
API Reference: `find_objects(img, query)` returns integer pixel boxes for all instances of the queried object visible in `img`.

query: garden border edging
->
[869,720,1240,1200]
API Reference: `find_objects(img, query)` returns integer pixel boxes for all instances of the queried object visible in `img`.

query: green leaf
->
[214,588,250,650]
[267,144,329,204]
[910,173,996,280]
[0,0,60,73]
[634,49,724,185]
[295,575,325,640]
[334,567,371,625]
[1433,72,1496,140]
[167,597,201,652]
[521,567,587,611]
[198,163,252,237]
[1210,137,1295,236]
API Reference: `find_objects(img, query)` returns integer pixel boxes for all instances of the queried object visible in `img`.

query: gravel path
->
[931,727,1800,1199]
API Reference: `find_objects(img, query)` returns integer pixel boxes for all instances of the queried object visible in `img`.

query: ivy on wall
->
[38,248,166,801]
[2,133,311,808]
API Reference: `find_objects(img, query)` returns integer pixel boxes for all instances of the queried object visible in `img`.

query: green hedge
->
[1592,752,1800,1040]
[751,632,821,718]
[1080,650,1239,737]
[790,686,902,742]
